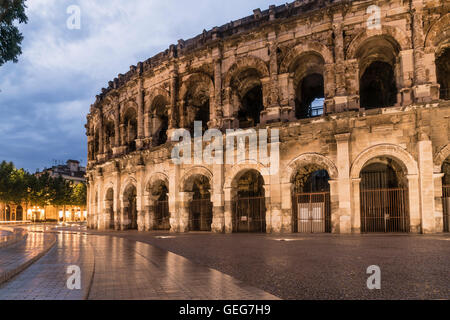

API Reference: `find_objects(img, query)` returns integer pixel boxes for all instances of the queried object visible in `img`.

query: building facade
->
[86,0,450,234]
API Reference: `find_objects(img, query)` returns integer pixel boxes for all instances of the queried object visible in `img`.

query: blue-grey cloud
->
[0,0,287,172]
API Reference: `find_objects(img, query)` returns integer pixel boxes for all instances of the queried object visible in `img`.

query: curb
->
[0,227,28,249]
[0,232,57,286]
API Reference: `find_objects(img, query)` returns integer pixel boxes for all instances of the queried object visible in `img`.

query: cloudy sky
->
[0,0,287,172]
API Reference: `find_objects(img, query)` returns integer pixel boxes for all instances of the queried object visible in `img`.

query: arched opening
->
[184,80,211,135]
[123,185,137,230]
[291,165,331,233]
[232,69,264,128]
[5,205,11,221]
[436,47,450,100]
[105,188,114,229]
[291,53,325,119]
[150,96,169,146]
[441,157,450,232]
[123,108,137,152]
[357,37,399,110]
[232,170,266,233]
[104,120,115,157]
[149,180,170,230]
[360,157,410,233]
[16,205,23,221]
[185,175,212,232]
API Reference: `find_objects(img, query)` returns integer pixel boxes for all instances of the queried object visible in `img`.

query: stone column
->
[211,163,225,233]
[433,173,445,232]
[224,187,233,233]
[399,50,414,105]
[280,182,293,233]
[417,139,436,233]
[210,48,223,129]
[179,192,194,233]
[344,59,360,110]
[168,164,179,232]
[167,68,178,135]
[136,164,145,231]
[407,174,421,233]
[97,113,104,160]
[113,101,121,155]
[261,33,282,124]
[335,133,352,233]
[136,78,145,149]
[113,168,121,230]
[350,178,361,233]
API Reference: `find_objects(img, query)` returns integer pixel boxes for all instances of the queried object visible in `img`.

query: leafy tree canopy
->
[0,0,28,66]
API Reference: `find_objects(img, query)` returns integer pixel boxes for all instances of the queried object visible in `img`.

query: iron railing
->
[154,200,170,230]
[292,192,331,233]
[360,188,410,233]
[189,199,213,231]
[233,196,266,233]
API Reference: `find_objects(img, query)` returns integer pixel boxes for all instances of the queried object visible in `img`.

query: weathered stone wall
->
[86,0,450,234]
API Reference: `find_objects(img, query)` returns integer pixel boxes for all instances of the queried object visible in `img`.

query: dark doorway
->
[360,61,397,109]
[233,170,266,233]
[360,161,410,233]
[238,85,264,128]
[188,176,212,232]
[436,47,450,100]
[295,74,325,119]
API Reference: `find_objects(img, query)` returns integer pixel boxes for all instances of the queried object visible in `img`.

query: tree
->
[0,0,28,66]
[71,182,87,206]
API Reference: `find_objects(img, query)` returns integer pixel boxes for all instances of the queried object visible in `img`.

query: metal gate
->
[189,199,213,231]
[233,196,266,233]
[293,192,331,233]
[442,186,450,232]
[360,188,410,233]
[154,200,170,230]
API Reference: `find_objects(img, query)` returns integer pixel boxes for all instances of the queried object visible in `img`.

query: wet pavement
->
[105,231,450,300]
[0,225,277,300]
[0,224,449,300]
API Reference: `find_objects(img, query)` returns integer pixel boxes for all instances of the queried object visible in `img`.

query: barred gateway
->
[86,0,450,234]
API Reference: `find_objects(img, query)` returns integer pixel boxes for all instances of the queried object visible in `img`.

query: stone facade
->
[86,0,450,234]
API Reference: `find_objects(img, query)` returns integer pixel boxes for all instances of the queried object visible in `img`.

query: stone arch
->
[224,161,269,189]
[350,144,418,179]
[223,56,270,89]
[179,72,214,100]
[425,13,450,51]
[434,144,450,172]
[346,25,411,60]
[279,41,334,74]
[180,166,213,192]
[120,176,137,197]
[120,99,138,118]
[145,172,170,193]
[145,87,170,114]
[282,153,339,184]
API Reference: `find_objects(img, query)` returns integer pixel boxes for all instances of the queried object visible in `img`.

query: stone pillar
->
[113,101,121,155]
[407,174,421,233]
[280,182,293,233]
[278,73,295,121]
[433,173,445,232]
[335,133,352,233]
[136,164,145,231]
[399,50,414,105]
[224,187,233,233]
[210,48,223,128]
[261,33,282,124]
[417,139,436,233]
[167,68,178,134]
[97,113,104,159]
[350,178,361,233]
[263,184,272,234]
[168,164,179,232]
[179,192,193,233]
[211,164,225,233]
[112,166,121,230]
[136,78,145,149]
[344,59,360,110]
